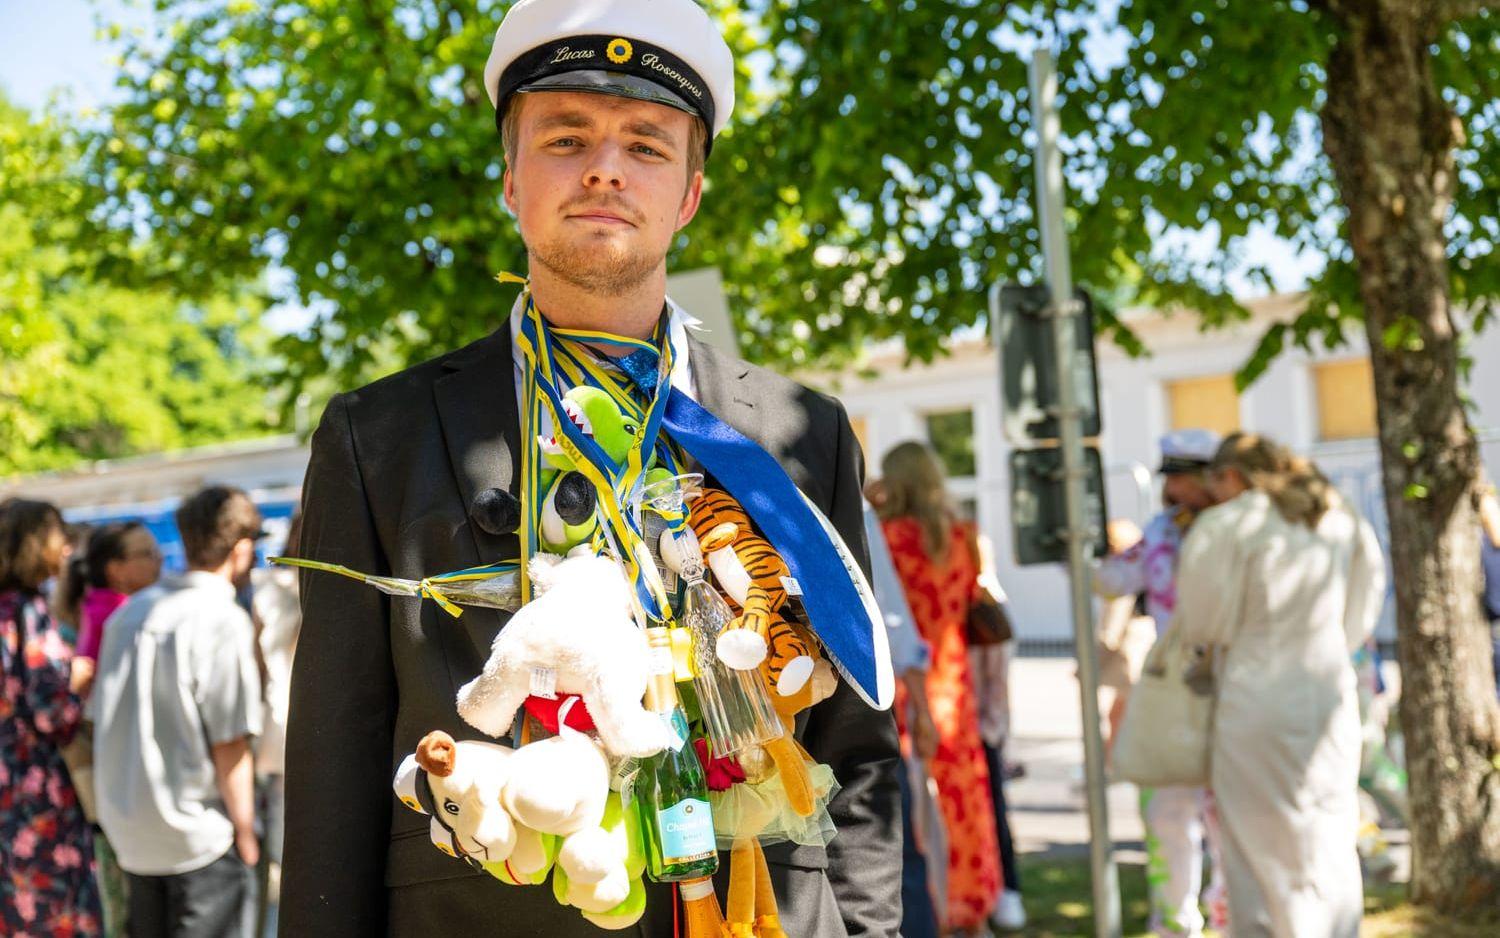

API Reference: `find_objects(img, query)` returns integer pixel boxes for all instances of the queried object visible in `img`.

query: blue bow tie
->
[615,349,661,397]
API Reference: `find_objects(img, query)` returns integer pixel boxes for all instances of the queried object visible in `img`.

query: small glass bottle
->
[679,546,784,759]
[637,627,720,882]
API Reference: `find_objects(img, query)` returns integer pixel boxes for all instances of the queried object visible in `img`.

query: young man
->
[280,2,901,936]
[1096,429,1227,938]
[91,486,263,938]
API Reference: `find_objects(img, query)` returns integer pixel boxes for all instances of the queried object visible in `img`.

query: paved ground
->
[1007,659,1146,864]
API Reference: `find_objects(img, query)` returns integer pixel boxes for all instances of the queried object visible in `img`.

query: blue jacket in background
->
[1482,534,1500,622]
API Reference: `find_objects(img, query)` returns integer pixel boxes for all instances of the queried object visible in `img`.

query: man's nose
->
[583,143,628,190]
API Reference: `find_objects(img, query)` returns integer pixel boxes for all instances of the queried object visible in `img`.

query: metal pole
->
[1029,47,1122,938]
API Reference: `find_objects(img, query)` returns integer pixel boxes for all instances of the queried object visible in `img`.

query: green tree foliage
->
[94,0,1133,380]
[91,0,759,399]
[92,2,1498,379]
[0,99,274,476]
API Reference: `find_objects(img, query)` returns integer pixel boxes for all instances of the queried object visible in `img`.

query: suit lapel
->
[687,336,755,436]
[433,327,522,567]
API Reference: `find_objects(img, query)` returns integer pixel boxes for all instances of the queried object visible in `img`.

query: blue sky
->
[0,0,147,112]
[0,0,1317,300]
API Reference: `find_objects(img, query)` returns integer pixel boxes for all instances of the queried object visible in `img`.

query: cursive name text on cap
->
[640,53,703,100]
[550,46,596,64]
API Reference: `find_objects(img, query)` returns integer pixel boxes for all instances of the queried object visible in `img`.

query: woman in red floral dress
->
[877,443,1000,934]
[1,499,102,938]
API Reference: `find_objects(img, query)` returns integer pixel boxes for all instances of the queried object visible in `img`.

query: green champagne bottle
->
[637,627,719,882]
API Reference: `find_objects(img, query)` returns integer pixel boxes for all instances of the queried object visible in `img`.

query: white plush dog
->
[456,549,674,759]
[392,730,522,865]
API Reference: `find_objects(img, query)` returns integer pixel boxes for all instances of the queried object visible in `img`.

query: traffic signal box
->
[992,282,1109,565]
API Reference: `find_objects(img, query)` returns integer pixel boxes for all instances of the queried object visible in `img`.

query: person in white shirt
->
[249,511,301,938]
[92,486,264,938]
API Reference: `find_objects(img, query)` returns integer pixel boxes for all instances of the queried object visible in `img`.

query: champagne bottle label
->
[656,798,715,865]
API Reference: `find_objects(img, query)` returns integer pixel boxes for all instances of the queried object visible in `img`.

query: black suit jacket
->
[280,325,902,937]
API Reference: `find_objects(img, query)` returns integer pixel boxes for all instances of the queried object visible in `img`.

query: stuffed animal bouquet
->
[280,309,893,934]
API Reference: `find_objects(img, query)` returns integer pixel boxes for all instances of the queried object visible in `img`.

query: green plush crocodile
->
[536,387,674,553]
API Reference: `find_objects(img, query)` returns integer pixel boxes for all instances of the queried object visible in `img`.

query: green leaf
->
[1236,323,1288,392]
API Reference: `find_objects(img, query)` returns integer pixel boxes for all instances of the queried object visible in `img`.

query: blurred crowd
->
[873,430,1499,938]
[4,433,1498,938]
[1,487,300,938]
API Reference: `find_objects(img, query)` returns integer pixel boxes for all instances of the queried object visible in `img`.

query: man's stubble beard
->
[528,229,664,296]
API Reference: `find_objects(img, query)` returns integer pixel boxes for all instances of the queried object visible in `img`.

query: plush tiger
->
[688,489,817,698]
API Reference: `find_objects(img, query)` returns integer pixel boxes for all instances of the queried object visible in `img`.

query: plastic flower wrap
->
[270,557,522,618]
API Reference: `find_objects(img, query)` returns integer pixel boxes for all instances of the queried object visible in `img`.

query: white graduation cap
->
[483,0,737,146]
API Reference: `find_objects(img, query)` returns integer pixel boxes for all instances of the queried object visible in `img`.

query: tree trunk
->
[1321,2,1500,912]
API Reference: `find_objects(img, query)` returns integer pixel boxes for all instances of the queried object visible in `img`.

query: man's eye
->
[632,144,663,157]
[549,137,581,148]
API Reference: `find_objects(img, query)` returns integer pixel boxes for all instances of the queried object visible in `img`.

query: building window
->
[1165,374,1241,436]
[847,415,870,460]
[925,408,977,479]
[1314,358,1378,441]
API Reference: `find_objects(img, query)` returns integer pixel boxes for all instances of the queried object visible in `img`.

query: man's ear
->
[503,166,519,216]
[675,170,704,231]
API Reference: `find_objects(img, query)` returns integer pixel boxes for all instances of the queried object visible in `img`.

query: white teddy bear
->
[455,549,674,759]
[504,730,633,910]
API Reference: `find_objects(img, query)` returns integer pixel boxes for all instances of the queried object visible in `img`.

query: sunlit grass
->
[1008,858,1496,937]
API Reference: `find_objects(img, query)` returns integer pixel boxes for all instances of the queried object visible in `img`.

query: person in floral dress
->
[877,443,1000,934]
[1,498,102,937]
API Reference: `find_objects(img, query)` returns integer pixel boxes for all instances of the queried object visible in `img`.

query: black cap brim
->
[1159,457,1211,475]
[495,35,716,155]
[515,70,698,119]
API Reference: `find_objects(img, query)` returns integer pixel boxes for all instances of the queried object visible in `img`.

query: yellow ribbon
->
[419,579,465,618]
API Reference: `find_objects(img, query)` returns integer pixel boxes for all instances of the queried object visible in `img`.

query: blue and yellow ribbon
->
[507,275,679,625]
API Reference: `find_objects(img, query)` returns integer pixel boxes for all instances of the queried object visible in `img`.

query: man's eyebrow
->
[533,111,596,132]
[622,120,677,148]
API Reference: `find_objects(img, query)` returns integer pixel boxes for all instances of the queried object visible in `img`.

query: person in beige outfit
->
[1175,434,1386,938]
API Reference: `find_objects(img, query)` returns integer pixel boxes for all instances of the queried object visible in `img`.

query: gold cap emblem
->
[606,38,633,64]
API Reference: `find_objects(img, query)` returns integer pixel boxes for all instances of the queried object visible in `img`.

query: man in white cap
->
[281,2,901,936]
[1096,428,1228,937]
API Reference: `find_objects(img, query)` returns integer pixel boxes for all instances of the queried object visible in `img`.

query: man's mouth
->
[570,213,633,226]
[566,203,637,226]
